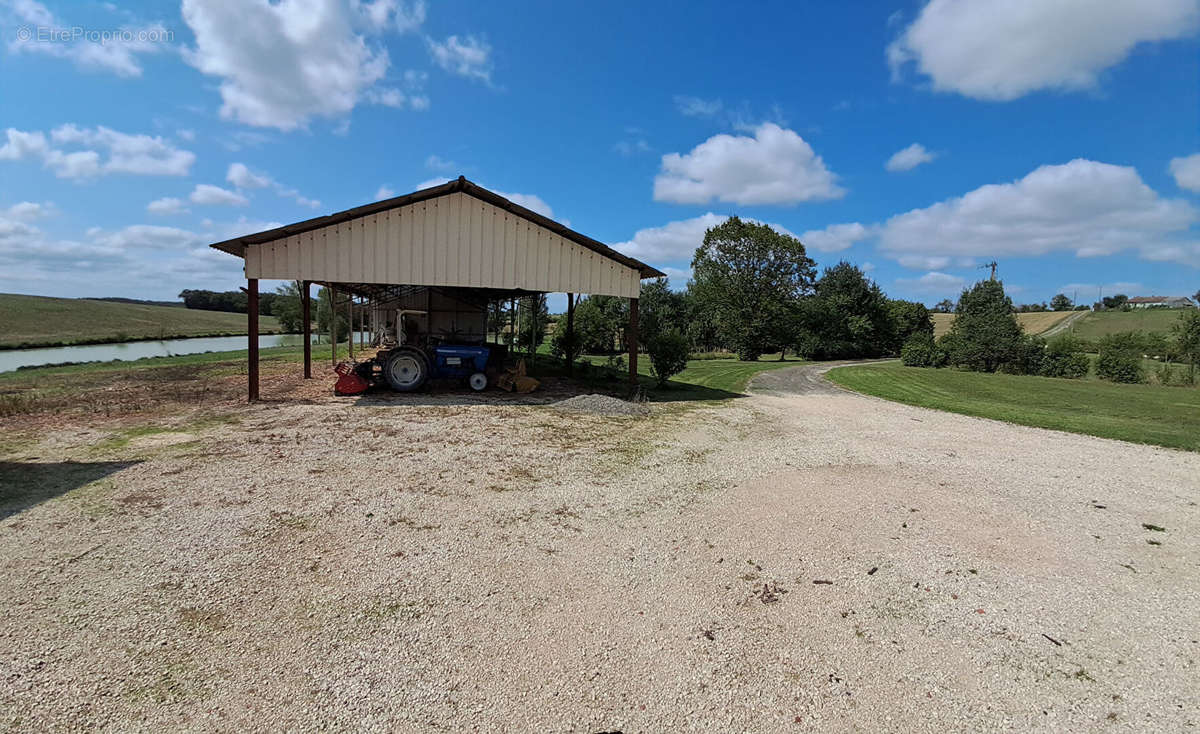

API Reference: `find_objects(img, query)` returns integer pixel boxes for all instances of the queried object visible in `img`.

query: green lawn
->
[0,293,283,348]
[1066,309,1189,340]
[573,351,798,400]
[827,363,1200,451]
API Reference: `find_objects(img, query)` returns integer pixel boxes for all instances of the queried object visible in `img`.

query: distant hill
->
[0,293,283,349]
[931,311,1072,338]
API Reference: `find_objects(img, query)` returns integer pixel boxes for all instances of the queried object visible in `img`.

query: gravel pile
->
[550,392,650,416]
[2,363,1198,731]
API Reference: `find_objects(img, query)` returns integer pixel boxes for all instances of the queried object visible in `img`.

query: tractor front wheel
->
[384,348,429,392]
[468,372,488,392]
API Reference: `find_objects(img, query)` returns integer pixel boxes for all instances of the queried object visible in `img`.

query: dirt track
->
[2,366,1198,732]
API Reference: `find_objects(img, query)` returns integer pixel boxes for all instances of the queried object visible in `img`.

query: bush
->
[1096,332,1145,383]
[1040,336,1090,379]
[647,329,690,386]
[1155,361,1176,386]
[900,332,938,367]
[1000,335,1046,375]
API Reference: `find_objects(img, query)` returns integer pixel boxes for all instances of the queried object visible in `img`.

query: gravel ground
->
[1,366,1198,732]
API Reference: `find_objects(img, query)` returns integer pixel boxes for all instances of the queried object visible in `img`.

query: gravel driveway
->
[2,369,1198,732]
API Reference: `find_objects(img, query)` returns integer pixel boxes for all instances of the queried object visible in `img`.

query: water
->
[0,333,371,373]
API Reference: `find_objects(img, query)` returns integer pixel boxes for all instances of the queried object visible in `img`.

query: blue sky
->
[2,0,1199,310]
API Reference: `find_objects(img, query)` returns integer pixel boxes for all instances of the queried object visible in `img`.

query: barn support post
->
[302,280,312,379]
[628,297,639,386]
[566,292,575,376]
[247,278,260,402]
[347,295,354,360]
[330,285,338,365]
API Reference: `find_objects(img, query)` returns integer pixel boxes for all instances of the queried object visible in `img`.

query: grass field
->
[0,293,283,348]
[931,311,1072,338]
[1065,309,1189,340]
[827,362,1200,451]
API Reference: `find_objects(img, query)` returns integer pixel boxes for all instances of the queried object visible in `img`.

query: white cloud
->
[674,95,723,117]
[190,184,249,207]
[181,0,422,130]
[225,161,320,208]
[878,159,1198,267]
[425,154,456,172]
[427,34,492,83]
[91,224,203,251]
[0,129,49,160]
[7,0,170,77]
[895,271,967,295]
[888,0,1200,101]
[351,0,425,32]
[0,125,194,179]
[4,201,51,220]
[43,149,101,179]
[801,222,873,253]
[654,123,844,205]
[50,125,195,176]
[226,162,272,189]
[177,128,196,142]
[376,185,395,200]
[1169,153,1200,193]
[146,197,189,215]
[613,138,651,156]
[885,143,937,172]
[612,213,799,264]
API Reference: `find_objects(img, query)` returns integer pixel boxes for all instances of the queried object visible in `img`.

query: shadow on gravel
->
[0,460,140,520]
[347,375,744,408]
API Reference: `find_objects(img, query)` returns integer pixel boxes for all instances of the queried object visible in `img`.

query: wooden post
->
[247,278,260,402]
[302,281,311,379]
[330,286,337,365]
[347,295,354,360]
[566,292,575,376]
[628,297,639,386]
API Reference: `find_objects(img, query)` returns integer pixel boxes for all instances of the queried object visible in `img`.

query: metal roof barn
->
[210,177,664,401]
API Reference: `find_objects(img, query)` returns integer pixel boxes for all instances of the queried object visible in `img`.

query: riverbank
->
[0,293,282,349]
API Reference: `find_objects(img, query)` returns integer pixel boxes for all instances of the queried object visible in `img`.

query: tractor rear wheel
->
[384,348,428,392]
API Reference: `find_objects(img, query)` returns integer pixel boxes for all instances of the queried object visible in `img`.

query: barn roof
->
[209,176,664,279]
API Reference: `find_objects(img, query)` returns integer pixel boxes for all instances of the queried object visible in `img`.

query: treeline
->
[549,217,935,384]
[178,289,283,316]
[902,280,1200,385]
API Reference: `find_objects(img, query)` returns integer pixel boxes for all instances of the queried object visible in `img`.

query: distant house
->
[1127,296,1195,309]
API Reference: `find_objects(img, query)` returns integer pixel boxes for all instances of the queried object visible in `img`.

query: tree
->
[1096,332,1145,383]
[1172,308,1200,384]
[1101,294,1128,311]
[943,280,1025,372]
[647,329,690,386]
[638,278,689,340]
[690,216,816,361]
[1040,335,1090,378]
[571,296,626,353]
[515,294,549,354]
[887,299,934,354]
[933,298,955,314]
[800,262,893,359]
[316,286,349,343]
[271,281,308,333]
[901,332,943,367]
[1050,293,1073,311]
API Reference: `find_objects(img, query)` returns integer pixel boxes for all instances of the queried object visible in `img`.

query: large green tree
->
[316,286,350,343]
[690,216,816,361]
[942,280,1025,372]
[800,262,893,359]
[1050,293,1073,311]
[887,299,934,355]
[271,281,309,333]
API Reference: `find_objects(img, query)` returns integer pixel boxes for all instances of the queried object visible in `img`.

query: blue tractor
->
[380,343,491,392]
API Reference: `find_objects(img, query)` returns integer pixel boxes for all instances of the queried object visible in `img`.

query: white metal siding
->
[244,193,641,298]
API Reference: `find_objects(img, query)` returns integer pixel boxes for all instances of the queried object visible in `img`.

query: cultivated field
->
[0,293,282,348]
[931,311,1071,338]
[827,362,1200,451]
[2,361,1197,731]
